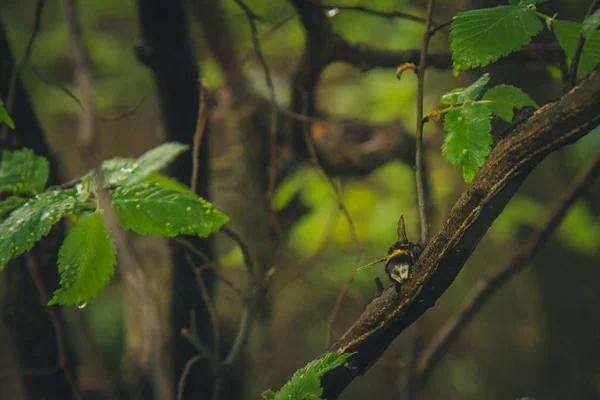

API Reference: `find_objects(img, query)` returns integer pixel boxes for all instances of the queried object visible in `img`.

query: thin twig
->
[1,0,47,140]
[414,0,435,245]
[185,255,220,358]
[234,0,280,234]
[25,255,82,400]
[64,1,173,398]
[191,82,208,193]
[220,225,256,280]
[298,95,362,346]
[177,354,211,400]
[428,19,452,36]
[416,152,600,386]
[99,96,146,122]
[240,14,296,65]
[29,63,85,110]
[567,0,600,88]
[304,0,431,24]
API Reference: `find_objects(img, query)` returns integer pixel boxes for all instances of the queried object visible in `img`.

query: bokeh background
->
[1,0,600,399]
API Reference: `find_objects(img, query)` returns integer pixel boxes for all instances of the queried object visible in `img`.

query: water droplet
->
[76,300,87,309]
[186,207,191,212]
[144,183,150,189]
[326,7,339,17]
[135,192,140,197]
[136,204,141,209]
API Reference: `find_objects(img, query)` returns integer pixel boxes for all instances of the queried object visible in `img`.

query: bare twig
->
[99,96,146,122]
[29,63,85,110]
[1,0,47,140]
[177,354,211,400]
[428,19,452,36]
[185,255,220,357]
[220,225,256,280]
[63,1,173,398]
[191,82,208,193]
[414,0,435,245]
[416,151,600,386]
[298,96,362,346]
[25,255,82,400]
[240,14,296,64]
[233,0,280,231]
[567,0,600,88]
[304,0,431,24]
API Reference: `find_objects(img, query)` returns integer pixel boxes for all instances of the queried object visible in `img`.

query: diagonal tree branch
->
[319,71,600,399]
[415,151,600,385]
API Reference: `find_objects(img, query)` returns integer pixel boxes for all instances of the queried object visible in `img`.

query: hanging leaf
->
[0,148,50,195]
[450,5,543,74]
[483,84,539,122]
[0,189,88,270]
[553,20,600,77]
[49,211,116,307]
[442,101,493,183]
[112,182,228,237]
[102,142,189,187]
[441,73,490,105]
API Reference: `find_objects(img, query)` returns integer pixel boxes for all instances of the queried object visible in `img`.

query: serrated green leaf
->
[553,20,600,77]
[441,74,490,105]
[0,99,15,129]
[49,211,116,306]
[0,148,50,195]
[112,183,228,237]
[450,5,543,74]
[442,102,492,182]
[102,142,189,187]
[0,189,89,270]
[263,352,354,400]
[582,9,600,39]
[0,196,26,218]
[482,84,538,122]
[142,173,192,193]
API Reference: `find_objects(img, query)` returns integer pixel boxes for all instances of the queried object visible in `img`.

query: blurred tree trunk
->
[135,0,219,398]
[0,18,78,400]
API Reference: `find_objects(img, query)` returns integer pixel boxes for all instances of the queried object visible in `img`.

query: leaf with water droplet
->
[0,148,49,195]
[111,183,228,237]
[101,142,189,188]
[0,196,26,218]
[0,189,89,271]
[49,211,116,306]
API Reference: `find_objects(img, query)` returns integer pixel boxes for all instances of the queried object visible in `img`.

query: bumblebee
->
[359,216,423,284]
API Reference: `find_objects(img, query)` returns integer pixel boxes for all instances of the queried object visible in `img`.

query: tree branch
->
[319,71,600,399]
[416,149,600,385]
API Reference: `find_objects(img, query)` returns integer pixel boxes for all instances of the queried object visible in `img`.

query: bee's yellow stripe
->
[387,249,408,261]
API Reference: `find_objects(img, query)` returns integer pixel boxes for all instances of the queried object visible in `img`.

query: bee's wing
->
[357,256,388,271]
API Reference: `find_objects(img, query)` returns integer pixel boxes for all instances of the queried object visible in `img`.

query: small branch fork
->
[416,151,600,385]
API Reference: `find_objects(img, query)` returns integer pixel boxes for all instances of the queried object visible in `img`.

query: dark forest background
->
[1,0,600,399]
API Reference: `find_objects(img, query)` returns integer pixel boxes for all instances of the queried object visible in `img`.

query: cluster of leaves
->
[0,143,228,306]
[441,0,600,181]
[261,352,354,400]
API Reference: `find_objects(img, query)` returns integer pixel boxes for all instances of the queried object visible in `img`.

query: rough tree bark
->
[320,71,600,399]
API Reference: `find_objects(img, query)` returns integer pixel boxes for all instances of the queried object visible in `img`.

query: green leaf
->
[442,101,493,183]
[0,99,15,129]
[450,5,543,74]
[508,0,544,5]
[482,84,539,122]
[553,20,600,77]
[112,182,228,237]
[262,352,354,400]
[142,173,192,193]
[0,189,88,270]
[0,196,26,218]
[582,9,600,39]
[102,142,189,187]
[49,211,116,306]
[441,73,490,105]
[0,148,50,195]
